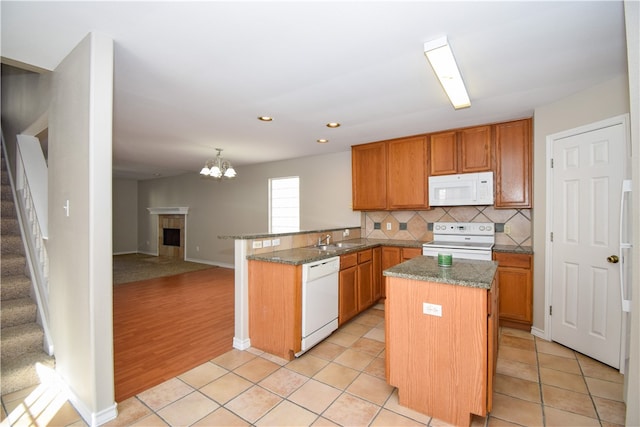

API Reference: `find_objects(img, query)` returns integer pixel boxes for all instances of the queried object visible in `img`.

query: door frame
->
[544,113,631,371]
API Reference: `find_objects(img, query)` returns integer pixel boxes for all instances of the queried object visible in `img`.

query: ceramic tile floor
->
[1,304,627,426]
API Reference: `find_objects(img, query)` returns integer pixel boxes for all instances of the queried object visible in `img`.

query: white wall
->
[532,74,630,332]
[623,0,639,422]
[49,33,116,424]
[136,150,360,266]
[113,178,138,254]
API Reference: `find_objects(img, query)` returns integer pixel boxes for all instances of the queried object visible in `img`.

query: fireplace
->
[157,214,185,258]
[163,228,181,247]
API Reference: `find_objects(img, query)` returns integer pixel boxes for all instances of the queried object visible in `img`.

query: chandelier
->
[199,148,237,179]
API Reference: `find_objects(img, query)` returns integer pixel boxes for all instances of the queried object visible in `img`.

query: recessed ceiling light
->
[326,122,340,128]
[317,139,329,143]
[258,116,273,122]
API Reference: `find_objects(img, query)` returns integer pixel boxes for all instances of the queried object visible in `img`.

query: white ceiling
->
[1,1,628,180]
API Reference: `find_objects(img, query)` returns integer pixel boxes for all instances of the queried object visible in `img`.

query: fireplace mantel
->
[147,207,189,215]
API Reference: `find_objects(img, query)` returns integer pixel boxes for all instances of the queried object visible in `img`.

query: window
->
[269,176,300,233]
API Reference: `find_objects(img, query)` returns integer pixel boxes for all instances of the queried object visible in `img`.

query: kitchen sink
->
[313,242,364,251]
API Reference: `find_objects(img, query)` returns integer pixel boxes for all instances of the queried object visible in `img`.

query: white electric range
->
[422,222,495,261]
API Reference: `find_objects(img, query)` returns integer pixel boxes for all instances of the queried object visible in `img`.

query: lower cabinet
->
[386,275,498,425]
[493,252,533,330]
[339,248,374,325]
[247,260,301,360]
[380,246,422,297]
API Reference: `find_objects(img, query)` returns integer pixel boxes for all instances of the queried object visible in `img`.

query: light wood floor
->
[113,267,235,402]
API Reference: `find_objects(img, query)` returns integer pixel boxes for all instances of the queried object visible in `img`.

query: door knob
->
[607,255,619,264]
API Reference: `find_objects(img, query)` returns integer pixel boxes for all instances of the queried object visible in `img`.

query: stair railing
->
[8,132,53,355]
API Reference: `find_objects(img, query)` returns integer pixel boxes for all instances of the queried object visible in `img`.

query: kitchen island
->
[384,256,498,427]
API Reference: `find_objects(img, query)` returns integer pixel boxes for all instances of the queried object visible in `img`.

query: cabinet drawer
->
[341,253,358,270]
[358,249,373,264]
[493,252,531,269]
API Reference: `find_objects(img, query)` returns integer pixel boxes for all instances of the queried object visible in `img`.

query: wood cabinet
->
[351,142,387,210]
[248,260,302,360]
[380,246,422,297]
[495,119,532,208]
[387,136,429,209]
[352,136,429,210]
[429,126,492,176]
[372,247,382,301]
[339,248,375,325]
[493,252,533,330]
[386,276,498,425]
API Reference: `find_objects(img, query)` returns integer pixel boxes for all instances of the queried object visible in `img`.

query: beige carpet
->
[113,253,215,285]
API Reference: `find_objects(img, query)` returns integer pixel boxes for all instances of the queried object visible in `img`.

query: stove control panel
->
[432,222,495,235]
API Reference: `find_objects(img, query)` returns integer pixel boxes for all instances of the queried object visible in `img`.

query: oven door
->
[422,245,492,261]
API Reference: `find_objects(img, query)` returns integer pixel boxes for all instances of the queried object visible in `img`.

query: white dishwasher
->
[298,256,340,356]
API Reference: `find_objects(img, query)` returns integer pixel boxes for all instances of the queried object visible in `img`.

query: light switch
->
[252,241,262,249]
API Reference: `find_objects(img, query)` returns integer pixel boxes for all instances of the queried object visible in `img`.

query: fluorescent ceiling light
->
[423,37,471,109]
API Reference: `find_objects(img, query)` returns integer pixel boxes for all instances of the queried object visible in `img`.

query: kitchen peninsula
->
[384,256,499,426]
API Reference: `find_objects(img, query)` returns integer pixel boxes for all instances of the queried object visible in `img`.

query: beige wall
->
[113,178,138,254]
[48,33,116,422]
[532,74,630,333]
[136,150,360,267]
[0,65,51,175]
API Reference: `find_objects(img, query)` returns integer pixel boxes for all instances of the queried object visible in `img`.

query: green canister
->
[438,253,452,267]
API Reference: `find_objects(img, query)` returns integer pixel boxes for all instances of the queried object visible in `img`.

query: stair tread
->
[1,322,43,339]
[1,350,55,395]
[1,297,36,310]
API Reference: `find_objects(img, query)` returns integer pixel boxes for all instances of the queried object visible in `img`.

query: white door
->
[550,121,626,368]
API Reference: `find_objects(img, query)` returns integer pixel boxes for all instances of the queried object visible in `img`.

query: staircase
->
[1,150,54,396]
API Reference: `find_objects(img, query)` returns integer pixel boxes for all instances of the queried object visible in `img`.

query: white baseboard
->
[112,251,137,255]
[233,337,251,350]
[185,257,234,269]
[530,326,548,341]
[62,377,117,426]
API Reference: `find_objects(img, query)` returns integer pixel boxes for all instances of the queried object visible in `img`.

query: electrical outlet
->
[196,246,200,252]
[386,222,392,231]
[343,229,350,237]
[272,238,280,246]
[252,241,262,249]
[262,240,271,247]
[505,225,512,235]
[423,302,442,317]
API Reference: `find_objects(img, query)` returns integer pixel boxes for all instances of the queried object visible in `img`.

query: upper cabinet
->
[495,119,532,208]
[352,136,429,211]
[352,141,387,210]
[387,136,428,210]
[352,118,532,211]
[429,126,492,176]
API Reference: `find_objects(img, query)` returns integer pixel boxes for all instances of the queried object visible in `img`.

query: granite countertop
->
[493,244,533,254]
[247,238,424,265]
[383,256,498,290]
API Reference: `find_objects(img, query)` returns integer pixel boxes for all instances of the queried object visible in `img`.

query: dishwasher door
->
[300,256,340,355]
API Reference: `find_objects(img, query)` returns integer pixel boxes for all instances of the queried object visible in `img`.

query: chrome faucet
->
[318,234,331,246]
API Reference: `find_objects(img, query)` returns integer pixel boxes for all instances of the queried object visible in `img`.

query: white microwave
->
[428,171,494,206]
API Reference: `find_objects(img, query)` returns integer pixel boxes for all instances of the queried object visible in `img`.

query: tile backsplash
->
[362,206,532,247]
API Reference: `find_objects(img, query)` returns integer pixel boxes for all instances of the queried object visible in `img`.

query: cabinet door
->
[460,126,492,173]
[372,247,382,301]
[429,131,458,176]
[494,252,533,327]
[339,266,359,325]
[387,136,429,209]
[381,247,401,297]
[352,142,387,210]
[401,247,422,261]
[495,119,532,208]
[358,260,374,310]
